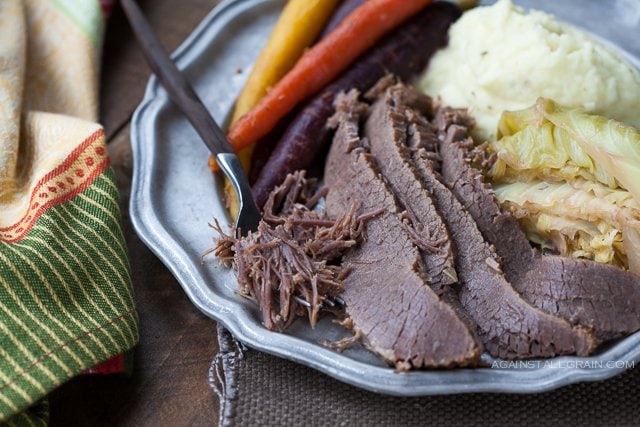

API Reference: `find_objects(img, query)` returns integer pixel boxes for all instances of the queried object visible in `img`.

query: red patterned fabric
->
[95,0,132,377]
[85,354,126,375]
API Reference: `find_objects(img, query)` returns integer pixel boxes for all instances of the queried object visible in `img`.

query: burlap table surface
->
[211,326,639,426]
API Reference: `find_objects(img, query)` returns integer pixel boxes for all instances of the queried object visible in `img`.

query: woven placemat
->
[211,326,640,426]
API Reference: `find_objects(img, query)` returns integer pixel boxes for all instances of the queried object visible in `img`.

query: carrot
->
[230,0,342,126]
[218,0,340,218]
[318,0,365,39]
[220,0,434,170]
[252,2,462,207]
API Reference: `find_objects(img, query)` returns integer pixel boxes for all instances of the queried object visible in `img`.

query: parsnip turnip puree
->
[419,0,640,142]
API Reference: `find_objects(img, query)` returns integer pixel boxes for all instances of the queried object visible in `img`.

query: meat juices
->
[324,91,482,369]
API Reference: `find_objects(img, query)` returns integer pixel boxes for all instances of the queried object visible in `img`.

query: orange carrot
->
[224,0,433,163]
[218,0,340,219]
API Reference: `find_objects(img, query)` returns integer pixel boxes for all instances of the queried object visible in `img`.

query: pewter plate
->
[130,0,640,395]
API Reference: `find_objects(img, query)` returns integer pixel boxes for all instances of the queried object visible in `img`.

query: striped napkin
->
[0,0,138,423]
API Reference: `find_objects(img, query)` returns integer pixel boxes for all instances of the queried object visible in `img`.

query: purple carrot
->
[247,0,364,184]
[252,2,462,208]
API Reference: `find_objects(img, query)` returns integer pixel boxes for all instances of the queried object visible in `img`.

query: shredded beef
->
[211,171,372,331]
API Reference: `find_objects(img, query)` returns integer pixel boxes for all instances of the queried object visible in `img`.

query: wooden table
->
[49,1,222,425]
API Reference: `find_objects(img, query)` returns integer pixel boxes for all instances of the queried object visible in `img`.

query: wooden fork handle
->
[121,0,234,155]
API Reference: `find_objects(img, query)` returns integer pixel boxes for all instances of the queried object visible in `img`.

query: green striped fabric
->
[3,401,48,427]
[0,168,139,422]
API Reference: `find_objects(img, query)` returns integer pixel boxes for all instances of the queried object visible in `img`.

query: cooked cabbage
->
[494,180,639,268]
[489,99,640,271]
[492,98,640,199]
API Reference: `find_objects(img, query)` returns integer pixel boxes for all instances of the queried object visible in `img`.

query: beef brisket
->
[324,90,482,369]
[364,82,457,291]
[412,147,594,358]
[363,85,593,359]
[364,81,483,354]
[437,108,640,341]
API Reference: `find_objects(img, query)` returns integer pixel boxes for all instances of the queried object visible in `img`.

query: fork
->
[122,0,344,311]
[121,0,261,236]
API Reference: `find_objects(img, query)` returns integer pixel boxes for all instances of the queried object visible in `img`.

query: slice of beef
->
[436,108,640,341]
[364,81,457,291]
[324,90,482,369]
[364,81,483,354]
[361,84,594,359]
[412,147,594,358]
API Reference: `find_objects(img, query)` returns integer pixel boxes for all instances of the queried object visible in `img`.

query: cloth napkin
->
[211,326,640,426]
[0,0,138,423]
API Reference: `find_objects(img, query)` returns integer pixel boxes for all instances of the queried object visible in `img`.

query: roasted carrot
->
[218,0,433,171]
[318,0,365,39]
[252,2,462,207]
[218,0,340,218]
[230,0,341,126]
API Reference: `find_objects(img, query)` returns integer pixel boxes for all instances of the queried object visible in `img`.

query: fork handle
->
[121,0,234,155]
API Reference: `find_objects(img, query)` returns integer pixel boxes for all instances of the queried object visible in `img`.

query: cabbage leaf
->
[494,180,640,268]
[488,98,640,271]
[491,98,640,200]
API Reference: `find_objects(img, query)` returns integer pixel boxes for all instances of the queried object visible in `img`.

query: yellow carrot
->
[227,0,432,156]
[231,0,341,126]
[220,0,340,218]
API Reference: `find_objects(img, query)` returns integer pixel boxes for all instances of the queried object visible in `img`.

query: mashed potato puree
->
[419,0,640,141]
